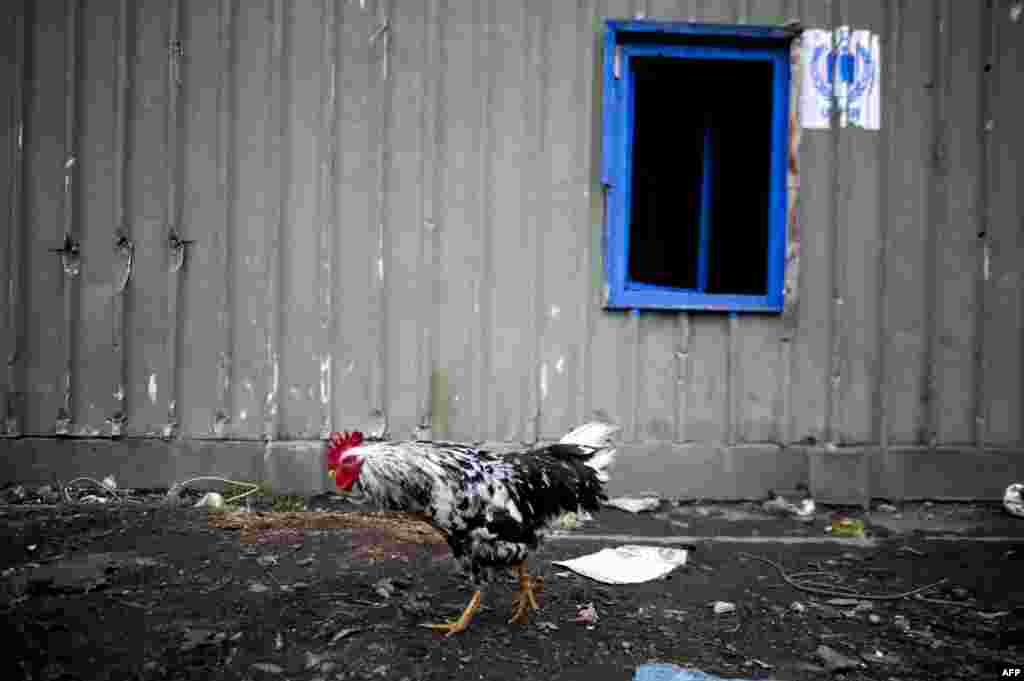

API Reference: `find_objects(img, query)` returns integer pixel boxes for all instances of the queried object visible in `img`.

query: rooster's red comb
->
[326,431,365,468]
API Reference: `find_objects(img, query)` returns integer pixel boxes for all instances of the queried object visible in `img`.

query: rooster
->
[326,422,620,635]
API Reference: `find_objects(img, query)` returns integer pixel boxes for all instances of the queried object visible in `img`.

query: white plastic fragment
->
[711,601,736,615]
[195,492,225,509]
[1004,483,1024,518]
[605,496,662,514]
[551,545,689,585]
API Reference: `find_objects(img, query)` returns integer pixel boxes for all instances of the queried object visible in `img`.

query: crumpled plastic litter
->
[1005,483,1024,518]
[573,602,599,624]
[826,515,865,538]
[762,487,815,518]
[605,496,662,513]
[634,664,758,681]
[552,545,689,584]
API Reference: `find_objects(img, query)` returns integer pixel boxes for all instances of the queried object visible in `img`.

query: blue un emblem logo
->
[810,27,876,127]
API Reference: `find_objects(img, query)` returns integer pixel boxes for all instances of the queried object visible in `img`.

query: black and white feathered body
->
[328,422,619,585]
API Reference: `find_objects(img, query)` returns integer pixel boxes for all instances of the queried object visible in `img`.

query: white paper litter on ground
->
[1005,484,1024,518]
[552,545,689,584]
[606,497,662,513]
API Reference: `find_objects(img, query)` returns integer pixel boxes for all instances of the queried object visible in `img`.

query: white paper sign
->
[801,26,882,131]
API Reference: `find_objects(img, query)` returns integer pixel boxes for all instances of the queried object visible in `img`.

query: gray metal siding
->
[1,0,1022,453]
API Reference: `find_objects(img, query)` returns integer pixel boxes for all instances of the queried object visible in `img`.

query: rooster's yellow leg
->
[420,590,482,636]
[508,562,544,624]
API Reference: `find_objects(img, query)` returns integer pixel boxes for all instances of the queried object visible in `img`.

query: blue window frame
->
[601,21,792,312]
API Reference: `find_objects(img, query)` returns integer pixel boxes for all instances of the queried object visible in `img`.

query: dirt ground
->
[1,490,1022,681]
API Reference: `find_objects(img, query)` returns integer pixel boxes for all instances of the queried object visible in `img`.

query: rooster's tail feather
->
[560,422,619,483]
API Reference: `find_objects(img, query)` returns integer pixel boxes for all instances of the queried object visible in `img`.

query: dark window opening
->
[627,57,775,296]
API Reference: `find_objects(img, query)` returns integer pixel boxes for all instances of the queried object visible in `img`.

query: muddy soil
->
[1,499,1022,681]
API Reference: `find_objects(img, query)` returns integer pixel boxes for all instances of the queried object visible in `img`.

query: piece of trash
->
[573,602,599,624]
[553,510,593,530]
[102,475,117,490]
[605,496,662,513]
[297,557,315,567]
[1004,483,1024,518]
[256,554,279,568]
[329,628,363,645]
[875,502,898,513]
[536,621,559,632]
[816,645,861,672]
[274,632,283,650]
[762,484,815,519]
[976,611,1009,620]
[633,664,761,681]
[868,613,882,624]
[27,544,37,552]
[710,601,736,615]
[825,598,862,606]
[248,582,270,593]
[897,545,926,557]
[373,578,396,599]
[551,545,690,584]
[790,601,806,613]
[861,650,902,666]
[1012,2,1023,23]
[80,495,109,504]
[251,662,283,674]
[195,492,225,509]
[826,515,865,538]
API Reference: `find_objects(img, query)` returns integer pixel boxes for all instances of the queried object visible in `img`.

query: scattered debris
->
[861,649,902,666]
[1005,483,1024,518]
[816,645,861,672]
[573,602,599,625]
[553,510,593,530]
[710,601,736,615]
[251,662,283,674]
[633,664,760,681]
[762,484,815,519]
[897,545,926,557]
[373,578,398,599]
[255,554,279,568]
[606,495,662,514]
[739,552,948,601]
[208,509,446,545]
[826,515,865,538]
[195,492,226,509]
[328,628,363,645]
[551,545,690,584]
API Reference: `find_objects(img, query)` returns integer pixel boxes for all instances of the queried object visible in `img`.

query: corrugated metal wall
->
[1,0,1022,450]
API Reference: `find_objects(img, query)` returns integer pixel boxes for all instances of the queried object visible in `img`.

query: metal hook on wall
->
[115,227,134,292]
[49,233,81,277]
[168,228,194,273]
